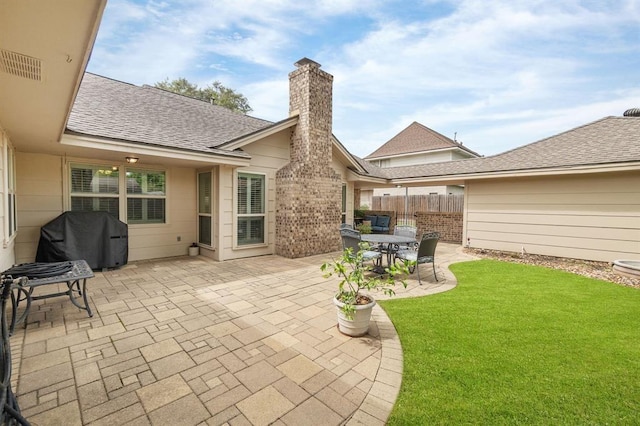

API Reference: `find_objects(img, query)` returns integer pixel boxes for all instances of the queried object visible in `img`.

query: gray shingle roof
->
[365,121,480,159]
[66,73,273,158]
[369,116,640,180]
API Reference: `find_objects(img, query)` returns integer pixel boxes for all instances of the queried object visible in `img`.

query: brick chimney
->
[275,58,342,258]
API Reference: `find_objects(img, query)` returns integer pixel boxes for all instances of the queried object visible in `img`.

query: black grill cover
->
[35,211,128,269]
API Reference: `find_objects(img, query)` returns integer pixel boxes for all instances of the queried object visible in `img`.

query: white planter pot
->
[188,246,199,256]
[333,296,376,337]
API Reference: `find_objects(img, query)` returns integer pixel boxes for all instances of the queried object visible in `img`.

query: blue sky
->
[87,0,640,158]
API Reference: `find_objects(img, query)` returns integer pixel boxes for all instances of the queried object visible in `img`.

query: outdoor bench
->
[364,215,392,233]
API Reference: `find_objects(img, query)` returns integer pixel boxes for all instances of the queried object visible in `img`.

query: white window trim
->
[65,160,169,226]
[233,170,268,249]
[2,136,17,248]
[197,170,214,248]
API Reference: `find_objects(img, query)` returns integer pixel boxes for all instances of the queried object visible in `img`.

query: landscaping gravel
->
[464,248,640,289]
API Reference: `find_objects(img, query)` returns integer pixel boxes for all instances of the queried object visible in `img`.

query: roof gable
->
[365,121,479,159]
[380,116,640,180]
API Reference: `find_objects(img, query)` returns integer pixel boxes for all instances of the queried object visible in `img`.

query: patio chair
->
[340,228,382,266]
[393,225,418,249]
[384,225,418,263]
[395,232,439,284]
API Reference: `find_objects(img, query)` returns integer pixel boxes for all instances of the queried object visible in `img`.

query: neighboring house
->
[1,1,638,269]
[359,121,481,207]
[357,114,640,262]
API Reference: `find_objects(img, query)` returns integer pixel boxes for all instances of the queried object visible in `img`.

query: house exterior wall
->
[15,152,198,264]
[371,151,454,168]
[218,132,290,261]
[372,185,462,197]
[15,153,63,265]
[463,172,640,262]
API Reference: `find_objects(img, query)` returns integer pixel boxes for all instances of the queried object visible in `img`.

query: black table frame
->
[361,234,417,270]
[13,260,94,329]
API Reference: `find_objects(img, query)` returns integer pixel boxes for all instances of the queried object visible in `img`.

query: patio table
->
[12,260,94,329]
[361,234,417,267]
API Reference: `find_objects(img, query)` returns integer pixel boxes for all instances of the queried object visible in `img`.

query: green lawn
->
[379,259,640,425]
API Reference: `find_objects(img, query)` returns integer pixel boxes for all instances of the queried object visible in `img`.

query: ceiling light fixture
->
[126,157,139,164]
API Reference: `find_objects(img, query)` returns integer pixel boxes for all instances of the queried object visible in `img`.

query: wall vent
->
[0,48,42,81]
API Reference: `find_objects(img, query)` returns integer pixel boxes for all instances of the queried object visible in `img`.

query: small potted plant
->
[188,242,199,256]
[321,243,412,336]
[356,221,372,234]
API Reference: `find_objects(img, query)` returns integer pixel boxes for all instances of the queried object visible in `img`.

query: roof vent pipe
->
[623,108,640,117]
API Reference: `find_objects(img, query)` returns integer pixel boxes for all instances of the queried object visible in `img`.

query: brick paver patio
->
[10,243,474,425]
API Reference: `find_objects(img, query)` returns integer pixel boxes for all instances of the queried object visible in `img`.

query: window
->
[237,172,265,246]
[3,139,17,244]
[70,164,120,218]
[341,184,347,224]
[69,163,166,224]
[198,172,212,246]
[126,169,166,224]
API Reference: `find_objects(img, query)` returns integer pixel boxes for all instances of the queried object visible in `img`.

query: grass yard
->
[379,259,640,425]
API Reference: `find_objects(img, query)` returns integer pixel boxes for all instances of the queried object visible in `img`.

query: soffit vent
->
[0,48,42,81]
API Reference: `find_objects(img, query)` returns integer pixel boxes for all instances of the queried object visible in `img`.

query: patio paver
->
[9,243,475,425]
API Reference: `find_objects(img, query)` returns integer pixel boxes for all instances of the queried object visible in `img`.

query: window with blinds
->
[70,164,120,218]
[126,169,166,224]
[3,139,17,243]
[69,164,166,224]
[237,172,265,246]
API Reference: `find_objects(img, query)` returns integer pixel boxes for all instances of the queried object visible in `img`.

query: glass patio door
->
[198,172,212,246]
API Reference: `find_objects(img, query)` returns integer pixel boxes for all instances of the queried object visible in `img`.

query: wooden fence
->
[372,194,464,215]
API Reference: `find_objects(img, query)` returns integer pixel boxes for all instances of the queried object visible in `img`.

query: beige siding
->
[332,158,354,225]
[219,132,289,260]
[16,153,64,264]
[128,166,197,261]
[16,152,198,264]
[464,172,640,262]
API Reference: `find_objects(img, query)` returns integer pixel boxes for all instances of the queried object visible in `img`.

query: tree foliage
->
[154,77,252,114]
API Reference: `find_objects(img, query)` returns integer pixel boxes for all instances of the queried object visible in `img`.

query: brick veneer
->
[416,212,463,243]
[275,59,342,258]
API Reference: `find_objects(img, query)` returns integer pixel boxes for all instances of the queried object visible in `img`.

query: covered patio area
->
[10,243,473,425]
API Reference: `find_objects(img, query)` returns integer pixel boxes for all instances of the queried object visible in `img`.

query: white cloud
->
[88,0,640,157]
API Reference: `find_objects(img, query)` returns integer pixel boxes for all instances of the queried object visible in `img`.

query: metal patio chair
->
[395,231,439,284]
[339,228,382,266]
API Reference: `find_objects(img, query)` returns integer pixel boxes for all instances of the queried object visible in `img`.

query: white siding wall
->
[464,172,640,262]
[219,132,290,260]
[16,152,198,264]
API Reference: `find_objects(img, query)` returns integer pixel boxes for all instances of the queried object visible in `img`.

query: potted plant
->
[356,221,372,234]
[188,242,199,256]
[321,243,412,336]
